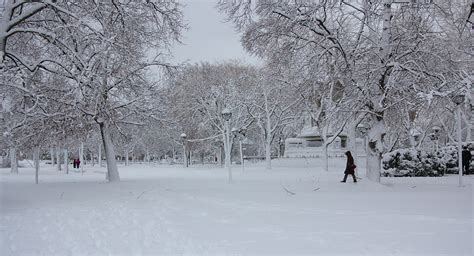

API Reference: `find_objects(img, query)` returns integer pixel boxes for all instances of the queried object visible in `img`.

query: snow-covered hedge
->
[382,143,474,177]
[439,143,474,174]
[382,149,446,177]
[440,145,458,174]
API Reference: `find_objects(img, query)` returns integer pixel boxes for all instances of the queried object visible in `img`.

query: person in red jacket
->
[341,151,357,183]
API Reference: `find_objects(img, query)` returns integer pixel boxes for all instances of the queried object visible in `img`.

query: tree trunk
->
[91,152,95,167]
[264,92,273,170]
[57,147,62,171]
[187,151,191,166]
[125,151,129,166]
[50,148,55,166]
[347,122,359,177]
[265,140,271,170]
[408,121,416,148]
[348,122,357,160]
[366,120,385,183]
[34,147,40,184]
[98,143,102,167]
[98,121,120,182]
[64,149,69,174]
[217,146,222,167]
[80,142,84,174]
[323,143,329,172]
[367,149,382,182]
[381,0,392,59]
[10,147,18,174]
[365,0,391,183]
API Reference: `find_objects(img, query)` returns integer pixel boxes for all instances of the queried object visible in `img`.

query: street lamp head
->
[221,108,232,121]
[452,94,465,105]
[428,133,437,141]
[357,123,368,135]
[240,127,247,137]
[432,126,441,134]
[180,133,187,140]
[231,127,238,136]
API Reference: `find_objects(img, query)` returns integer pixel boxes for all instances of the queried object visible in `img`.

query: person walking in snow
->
[341,151,357,183]
[76,158,81,169]
[461,146,471,175]
[73,158,77,169]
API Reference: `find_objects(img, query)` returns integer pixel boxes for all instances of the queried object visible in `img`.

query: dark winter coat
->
[462,150,471,166]
[344,155,356,175]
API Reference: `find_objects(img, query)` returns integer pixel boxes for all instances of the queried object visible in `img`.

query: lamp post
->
[240,128,246,172]
[221,108,232,183]
[453,94,464,187]
[233,127,246,172]
[180,133,187,168]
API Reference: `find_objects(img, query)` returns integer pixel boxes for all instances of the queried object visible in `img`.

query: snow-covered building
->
[284,126,365,158]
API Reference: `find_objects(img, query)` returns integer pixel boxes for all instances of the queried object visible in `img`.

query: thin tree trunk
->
[91,152,95,167]
[98,121,120,182]
[348,122,357,160]
[188,151,191,166]
[217,146,222,167]
[264,91,272,170]
[347,122,358,176]
[125,151,129,166]
[98,143,102,167]
[34,147,40,184]
[57,147,62,171]
[10,147,18,174]
[80,142,84,174]
[50,148,55,166]
[64,149,69,174]
[265,140,271,170]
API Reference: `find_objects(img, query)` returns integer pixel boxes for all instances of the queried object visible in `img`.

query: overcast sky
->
[171,0,260,65]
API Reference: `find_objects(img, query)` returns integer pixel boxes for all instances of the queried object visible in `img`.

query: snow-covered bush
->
[439,145,458,174]
[382,149,446,177]
[440,143,474,174]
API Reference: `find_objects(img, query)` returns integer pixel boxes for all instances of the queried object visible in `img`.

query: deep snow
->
[0,158,472,256]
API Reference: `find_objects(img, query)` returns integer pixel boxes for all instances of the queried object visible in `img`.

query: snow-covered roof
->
[298,126,347,138]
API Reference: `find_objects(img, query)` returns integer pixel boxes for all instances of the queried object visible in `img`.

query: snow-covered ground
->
[1,158,472,256]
